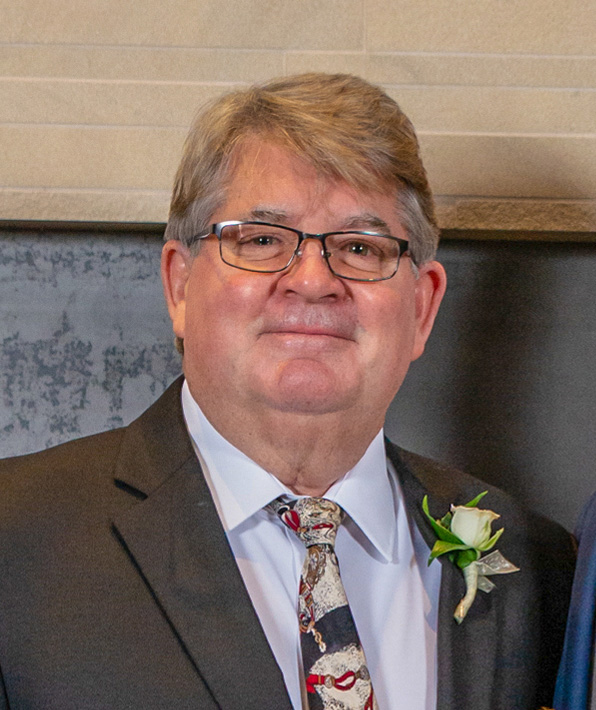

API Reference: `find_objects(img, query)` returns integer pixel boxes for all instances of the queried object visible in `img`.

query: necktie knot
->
[270,497,343,548]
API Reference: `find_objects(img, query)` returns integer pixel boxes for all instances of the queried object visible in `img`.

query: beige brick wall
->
[2,0,595,232]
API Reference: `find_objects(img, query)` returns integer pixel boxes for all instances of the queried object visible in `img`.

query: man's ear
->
[411,260,447,361]
[161,240,192,340]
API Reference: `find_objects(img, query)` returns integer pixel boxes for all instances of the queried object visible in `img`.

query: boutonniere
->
[422,491,520,623]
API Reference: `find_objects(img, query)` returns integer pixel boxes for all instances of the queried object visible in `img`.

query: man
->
[555,491,596,709]
[0,73,575,709]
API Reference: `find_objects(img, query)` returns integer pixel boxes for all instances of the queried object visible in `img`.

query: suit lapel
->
[111,380,292,710]
[387,443,501,710]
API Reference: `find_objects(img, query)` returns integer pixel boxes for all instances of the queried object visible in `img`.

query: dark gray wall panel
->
[387,239,596,532]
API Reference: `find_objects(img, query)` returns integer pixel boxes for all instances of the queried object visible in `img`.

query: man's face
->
[163,139,445,428]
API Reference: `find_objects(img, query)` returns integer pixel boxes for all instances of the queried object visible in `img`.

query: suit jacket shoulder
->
[390,442,575,563]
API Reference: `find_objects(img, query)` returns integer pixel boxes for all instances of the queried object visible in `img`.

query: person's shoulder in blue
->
[555,491,596,709]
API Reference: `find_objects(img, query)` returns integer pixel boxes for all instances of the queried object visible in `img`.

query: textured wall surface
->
[1,228,595,531]
[1,0,596,232]
[0,229,181,455]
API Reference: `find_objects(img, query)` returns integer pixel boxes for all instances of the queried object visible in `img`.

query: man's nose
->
[280,238,344,299]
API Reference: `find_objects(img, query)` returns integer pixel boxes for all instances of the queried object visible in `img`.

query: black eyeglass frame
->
[192,220,411,282]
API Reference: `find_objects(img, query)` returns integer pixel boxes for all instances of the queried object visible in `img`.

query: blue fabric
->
[554,491,596,709]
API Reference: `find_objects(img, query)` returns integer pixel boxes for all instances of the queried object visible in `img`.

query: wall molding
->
[2,216,594,243]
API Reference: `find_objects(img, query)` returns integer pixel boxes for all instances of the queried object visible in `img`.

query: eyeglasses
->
[192,221,410,282]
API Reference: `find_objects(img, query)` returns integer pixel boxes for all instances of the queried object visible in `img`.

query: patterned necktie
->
[269,496,377,710]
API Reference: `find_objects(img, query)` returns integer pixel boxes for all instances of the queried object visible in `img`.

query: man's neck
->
[188,386,384,497]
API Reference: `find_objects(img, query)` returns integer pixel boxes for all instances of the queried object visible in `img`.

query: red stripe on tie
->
[282,510,301,531]
[305,671,357,693]
[305,674,326,693]
[333,671,357,690]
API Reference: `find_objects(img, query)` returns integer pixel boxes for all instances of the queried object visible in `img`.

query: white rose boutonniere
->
[450,504,501,550]
[422,491,520,623]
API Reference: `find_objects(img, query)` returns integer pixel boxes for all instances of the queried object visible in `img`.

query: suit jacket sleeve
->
[0,665,8,710]
[554,491,596,710]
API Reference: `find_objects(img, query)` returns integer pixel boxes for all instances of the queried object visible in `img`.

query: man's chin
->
[264,396,355,417]
[255,360,360,416]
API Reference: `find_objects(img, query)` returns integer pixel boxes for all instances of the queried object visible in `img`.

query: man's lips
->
[262,325,355,340]
[259,309,359,341]
[258,308,358,341]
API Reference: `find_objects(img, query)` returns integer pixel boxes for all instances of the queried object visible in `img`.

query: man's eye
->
[238,234,278,246]
[342,240,384,258]
[253,235,277,246]
[347,241,370,256]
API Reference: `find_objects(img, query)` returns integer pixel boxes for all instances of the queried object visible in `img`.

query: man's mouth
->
[263,325,354,340]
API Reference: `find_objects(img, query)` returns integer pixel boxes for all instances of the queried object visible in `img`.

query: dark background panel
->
[387,239,596,531]
[1,226,594,531]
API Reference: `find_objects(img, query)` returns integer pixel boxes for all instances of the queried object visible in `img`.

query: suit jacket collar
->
[111,378,292,710]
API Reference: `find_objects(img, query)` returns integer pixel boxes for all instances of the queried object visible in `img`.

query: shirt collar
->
[182,380,396,561]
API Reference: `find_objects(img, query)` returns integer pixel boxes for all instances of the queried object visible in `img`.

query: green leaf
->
[455,548,480,569]
[464,491,488,508]
[477,526,504,552]
[429,539,470,561]
[422,494,434,520]
[422,496,465,545]
[435,526,464,544]
[439,511,452,528]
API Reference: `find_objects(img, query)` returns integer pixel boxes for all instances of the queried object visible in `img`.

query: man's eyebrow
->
[341,214,392,234]
[246,208,289,223]
[240,209,392,234]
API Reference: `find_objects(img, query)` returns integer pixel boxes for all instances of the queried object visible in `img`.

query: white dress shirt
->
[182,381,441,710]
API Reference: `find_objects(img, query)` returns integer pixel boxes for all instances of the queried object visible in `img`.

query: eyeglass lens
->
[219,223,401,280]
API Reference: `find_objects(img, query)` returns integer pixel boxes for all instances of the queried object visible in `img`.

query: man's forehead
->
[226,135,393,200]
[218,140,401,232]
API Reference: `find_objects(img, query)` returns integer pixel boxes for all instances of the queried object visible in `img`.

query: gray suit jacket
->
[0,379,575,709]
